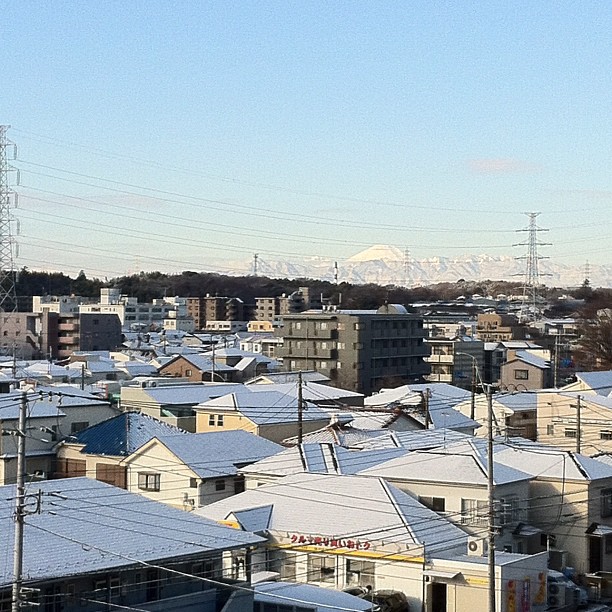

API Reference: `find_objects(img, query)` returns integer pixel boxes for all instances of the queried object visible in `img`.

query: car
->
[348,588,409,612]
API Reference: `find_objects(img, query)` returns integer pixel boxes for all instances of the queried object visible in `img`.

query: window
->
[346,559,375,588]
[461,498,488,526]
[514,369,529,380]
[138,472,160,491]
[308,554,335,583]
[500,497,520,525]
[280,552,297,581]
[419,496,445,512]
[185,369,192,376]
[601,489,612,517]
[217,414,224,426]
[190,477,198,488]
[208,414,216,426]
[215,479,226,491]
[320,322,328,330]
[70,421,89,434]
[546,425,554,435]
[601,431,612,441]
[564,428,577,439]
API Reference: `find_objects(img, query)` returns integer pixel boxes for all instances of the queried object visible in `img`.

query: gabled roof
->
[146,431,282,479]
[574,371,612,396]
[135,383,239,406]
[230,505,274,532]
[0,392,66,420]
[248,381,363,403]
[195,389,329,425]
[240,443,406,478]
[198,473,467,556]
[505,351,550,370]
[355,428,473,451]
[161,353,235,372]
[494,443,612,482]
[71,412,186,456]
[0,477,263,587]
[359,438,532,487]
[246,371,331,385]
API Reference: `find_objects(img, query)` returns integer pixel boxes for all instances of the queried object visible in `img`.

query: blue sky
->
[3,1,611,279]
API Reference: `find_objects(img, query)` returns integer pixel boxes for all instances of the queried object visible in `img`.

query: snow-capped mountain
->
[224,245,612,288]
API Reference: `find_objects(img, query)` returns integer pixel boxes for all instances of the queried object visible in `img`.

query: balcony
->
[425,373,453,383]
[424,354,453,363]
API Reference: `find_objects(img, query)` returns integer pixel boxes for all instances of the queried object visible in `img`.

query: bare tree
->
[576,309,612,370]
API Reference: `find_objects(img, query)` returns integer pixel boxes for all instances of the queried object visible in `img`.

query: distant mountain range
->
[226,245,612,288]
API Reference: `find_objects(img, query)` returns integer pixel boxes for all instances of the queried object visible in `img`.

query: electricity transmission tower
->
[0,125,19,313]
[514,212,551,321]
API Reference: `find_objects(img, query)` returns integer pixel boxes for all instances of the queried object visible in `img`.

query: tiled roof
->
[0,477,264,588]
[152,430,282,478]
[249,382,363,402]
[137,383,239,405]
[72,412,186,456]
[199,473,467,556]
[0,392,66,420]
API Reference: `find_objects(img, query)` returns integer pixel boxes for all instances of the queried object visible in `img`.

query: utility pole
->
[470,359,477,421]
[12,391,27,612]
[553,334,560,388]
[297,371,304,444]
[211,340,216,382]
[253,253,259,277]
[576,395,582,454]
[423,388,431,429]
[486,384,496,612]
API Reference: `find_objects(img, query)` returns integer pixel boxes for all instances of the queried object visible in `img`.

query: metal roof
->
[150,430,283,479]
[0,477,264,588]
[71,411,187,456]
[198,473,467,556]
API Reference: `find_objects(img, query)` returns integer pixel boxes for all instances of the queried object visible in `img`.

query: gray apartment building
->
[276,304,429,395]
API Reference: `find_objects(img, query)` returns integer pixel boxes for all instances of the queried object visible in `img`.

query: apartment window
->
[337,342,345,350]
[319,322,328,330]
[546,425,555,436]
[514,369,529,380]
[308,554,335,583]
[215,479,226,492]
[319,361,328,369]
[500,497,520,525]
[294,322,302,330]
[601,431,612,441]
[419,496,445,512]
[461,498,488,526]
[564,428,577,439]
[354,323,364,330]
[138,472,160,491]
[601,489,612,517]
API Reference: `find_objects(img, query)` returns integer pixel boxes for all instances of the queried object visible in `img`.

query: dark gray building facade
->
[276,305,429,395]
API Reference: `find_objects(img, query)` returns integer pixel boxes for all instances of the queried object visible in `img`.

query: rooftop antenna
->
[0,125,19,314]
[513,212,551,322]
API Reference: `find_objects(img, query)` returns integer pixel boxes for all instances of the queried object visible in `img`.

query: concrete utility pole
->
[486,384,496,612]
[11,391,27,612]
[297,371,304,444]
[576,395,582,454]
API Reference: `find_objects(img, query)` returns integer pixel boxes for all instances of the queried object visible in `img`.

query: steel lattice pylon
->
[0,125,18,313]
[514,212,551,321]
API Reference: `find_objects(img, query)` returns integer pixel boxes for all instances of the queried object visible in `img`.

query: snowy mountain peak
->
[347,244,405,263]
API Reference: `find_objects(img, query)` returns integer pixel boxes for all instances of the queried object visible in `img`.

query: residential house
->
[494,442,612,574]
[122,430,281,509]
[358,438,535,553]
[276,304,429,395]
[0,477,263,611]
[120,379,238,431]
[500,350,553,391]
[158,353,237,383]
[194,387,331,444]
[0,386,117,485]
[199,473,548,612]
[55,411,187,487]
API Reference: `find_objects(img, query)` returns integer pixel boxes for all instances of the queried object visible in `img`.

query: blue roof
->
[232,505,273,532]
[152,430,282,478]
[576,371,612,396]
[73,412,186,456]
[0,392,66,420]
[0,477,264,587]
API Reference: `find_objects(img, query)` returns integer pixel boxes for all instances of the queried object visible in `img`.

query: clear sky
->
[3,1,611,280]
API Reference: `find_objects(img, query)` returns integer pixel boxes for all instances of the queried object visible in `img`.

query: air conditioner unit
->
[32,470,47,480]
[467,536,487,556]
